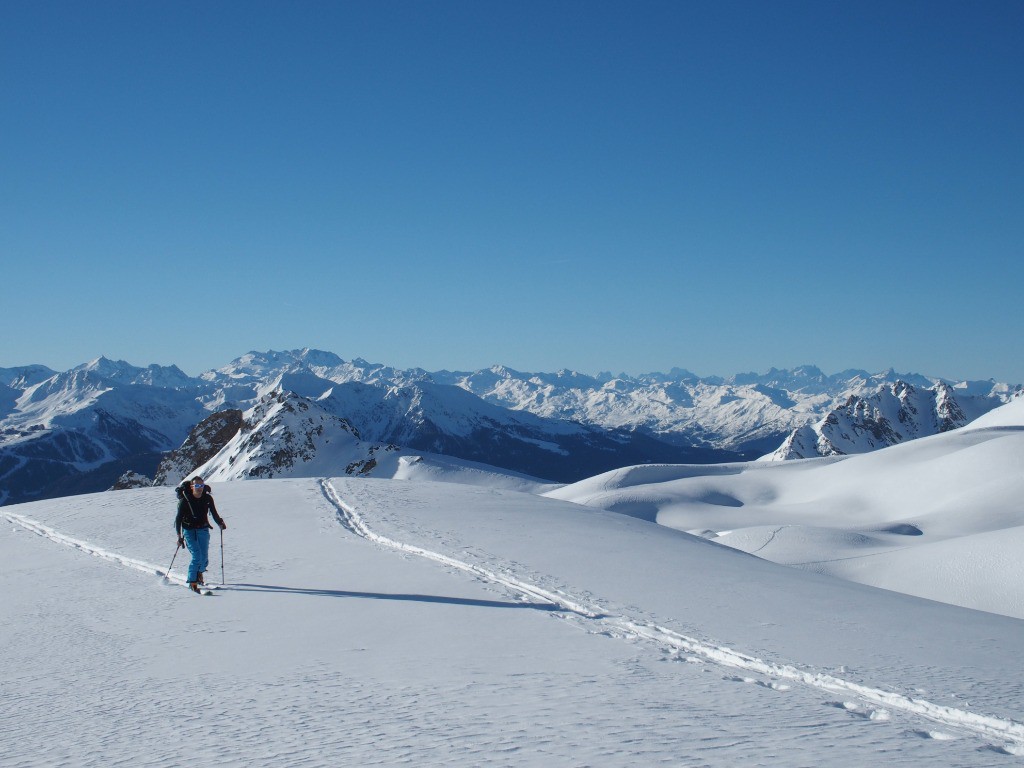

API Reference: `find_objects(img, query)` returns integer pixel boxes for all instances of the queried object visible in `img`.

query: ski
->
[163,574,219,596]
[161,569,224,598]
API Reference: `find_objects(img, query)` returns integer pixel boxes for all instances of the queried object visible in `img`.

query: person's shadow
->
[224,583,569,612]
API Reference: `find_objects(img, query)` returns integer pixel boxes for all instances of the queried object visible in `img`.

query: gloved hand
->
[177,536,185,548]
[219,520,227,530]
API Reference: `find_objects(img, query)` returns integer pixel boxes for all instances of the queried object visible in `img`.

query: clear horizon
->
[3,2,1022,383]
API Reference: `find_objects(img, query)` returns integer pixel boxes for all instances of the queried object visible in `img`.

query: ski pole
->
[220,527,225,585]
[167,540,181,578]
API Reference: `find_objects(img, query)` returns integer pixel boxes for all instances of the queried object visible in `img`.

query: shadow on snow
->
[224,582,569,612]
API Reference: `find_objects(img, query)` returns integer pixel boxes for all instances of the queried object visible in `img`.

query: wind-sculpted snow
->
[549,397,1024,619]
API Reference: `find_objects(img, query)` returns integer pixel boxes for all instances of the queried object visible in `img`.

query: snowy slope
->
[963,391,1024,429]
[3,477,1023,766]
[548,396,1024,619]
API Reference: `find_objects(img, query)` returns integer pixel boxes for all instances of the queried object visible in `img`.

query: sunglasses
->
[192,482,205,488]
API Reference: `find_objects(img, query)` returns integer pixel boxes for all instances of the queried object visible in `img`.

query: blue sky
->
[3,1,1022,382]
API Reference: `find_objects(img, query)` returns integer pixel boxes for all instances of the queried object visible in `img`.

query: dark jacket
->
[175,484,225,536]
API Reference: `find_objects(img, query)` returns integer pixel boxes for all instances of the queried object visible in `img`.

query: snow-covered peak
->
[761,379,989,460]
[255,371,336,402]
[130,363,195,389]
[205,349,425,389]
[76,356,143,380]
[0,364,57,389]
[293,347,346,368]
[639,367,699,383]
[191,387,444,483]
[540,369,605,389]
[69,357,194,389]
[444,364,525,392]
[208,349,306,381]
[14,367,114,421]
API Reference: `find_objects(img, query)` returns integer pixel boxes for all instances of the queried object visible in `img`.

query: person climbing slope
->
[175,476,227,593]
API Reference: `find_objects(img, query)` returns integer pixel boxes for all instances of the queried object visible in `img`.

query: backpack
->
[176,482,213,528]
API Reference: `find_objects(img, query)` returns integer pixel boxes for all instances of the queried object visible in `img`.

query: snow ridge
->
[319,479,1024,752]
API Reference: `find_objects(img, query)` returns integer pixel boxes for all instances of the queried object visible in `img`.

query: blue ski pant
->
[183,528,210,583]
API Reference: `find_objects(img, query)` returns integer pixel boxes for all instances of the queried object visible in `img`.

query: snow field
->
[3,477,1024,765]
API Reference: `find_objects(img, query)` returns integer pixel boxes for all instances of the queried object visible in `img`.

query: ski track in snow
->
[751,525,787,553]
[2,510,190,587]
[320,478,1024,756]
[6,488,1024,759]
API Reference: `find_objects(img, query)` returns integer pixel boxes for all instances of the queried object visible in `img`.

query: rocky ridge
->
[764,380,975,460]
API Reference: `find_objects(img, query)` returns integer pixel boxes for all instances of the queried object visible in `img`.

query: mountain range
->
[1,349,1018,505]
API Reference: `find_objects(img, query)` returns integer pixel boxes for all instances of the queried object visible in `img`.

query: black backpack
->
[176,482,212,528]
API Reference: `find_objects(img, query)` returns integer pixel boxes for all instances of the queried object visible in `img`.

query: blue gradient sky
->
[3,1,1022,382]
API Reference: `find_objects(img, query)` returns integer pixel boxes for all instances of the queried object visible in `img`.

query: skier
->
[175,476,227,593]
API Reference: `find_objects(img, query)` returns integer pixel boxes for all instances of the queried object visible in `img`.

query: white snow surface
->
[4,466,1024,765]
[547,396,1024,621]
